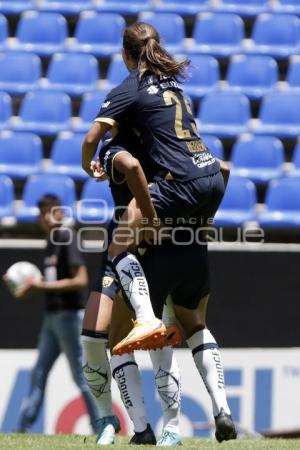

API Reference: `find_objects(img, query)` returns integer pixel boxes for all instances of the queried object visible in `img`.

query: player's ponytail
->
[123,22,190,80]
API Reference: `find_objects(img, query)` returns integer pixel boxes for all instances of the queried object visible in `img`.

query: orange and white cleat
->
[112,318,167,356]
[141,325,182,351]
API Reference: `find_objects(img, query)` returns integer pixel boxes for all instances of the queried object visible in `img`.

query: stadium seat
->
[96,0,152,14]
[0,0,35,15]
[231,135,284,184]
[201,134,224,160]
[77,178,114,223]
[289,140,300,177]
[0,132,42,179]
[16,174,76,222]
[45,53,99,96]
[197,92,251,137]
[272,0,300,15]
[254,92,300,138]
[0,14,8,50]
[14,12,67,57]
[154,0,209,15]
[225,55,278,100]
[214,0,270,17]
[105,53,129,89]
[38,0,94,15]
[0,52,41,95]
[187,13,245,57]
[73,91,108,133]
[286,56,300,92]
[0,175,14,221]
[246,13,300,59]
[138,12,186,54]
[0,92,12,131]
[70,11,125,57]
[14,90,72,136]
[258,177,300,228]
[214,176,257,226]
[183,55,220,100]
[46,133,88,180]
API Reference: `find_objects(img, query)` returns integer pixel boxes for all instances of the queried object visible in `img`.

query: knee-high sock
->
[113,252,156,322]
[187,329,230,416]
[149,347,181,434]
[162,296,177,327]
[111,353,148,433]
[81,331,113,418]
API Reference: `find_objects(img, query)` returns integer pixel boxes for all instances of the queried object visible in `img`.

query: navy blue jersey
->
[95,69,219,181]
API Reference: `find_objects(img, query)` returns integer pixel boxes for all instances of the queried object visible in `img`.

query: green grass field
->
[1,435,300,450]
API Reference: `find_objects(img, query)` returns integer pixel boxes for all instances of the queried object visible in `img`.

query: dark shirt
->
[96,69,219,181]
[44,228,86,312]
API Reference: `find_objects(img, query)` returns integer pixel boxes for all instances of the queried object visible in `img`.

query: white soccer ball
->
[5,261,42,296]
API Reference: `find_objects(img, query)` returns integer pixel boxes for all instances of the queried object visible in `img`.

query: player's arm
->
[82,121,112,177]
[216,158,230,188]
[113,152,157,220]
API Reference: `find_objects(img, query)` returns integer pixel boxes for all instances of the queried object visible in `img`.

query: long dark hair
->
[123,22,190,80]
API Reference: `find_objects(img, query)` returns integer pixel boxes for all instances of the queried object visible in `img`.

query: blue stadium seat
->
[73,91,108,133]
[231,135,284,184]
[14,90,72,136]
[105,53,129,89]
[16,174,76,222]
[197,92,251,137]
[183,55,220,100]
[0,0,35,15]
[138,12,186,54]
[71,11,125,57]
[286,56,300,92]
[154,0,209,15]
[45,53,99,96]
[272,0,300,15]
[0,175,14,221]
[215,0,270,17]
[201,134,224,160]
[0,92,12,131]
[187,13,245,57]
[0,132,42,179]
[214,176,257,226]
[289,141,300,177]
[14,12,67,57]
[46,133,88,180]
[38,0,94,15]
[258,177,300,228]
[246,13,300,59]
[77,178,114,223]
[226,55,278,100]
[254,92,300,138]
[0,14,8,50]
[0,52,41,95]
[96,0,152,14]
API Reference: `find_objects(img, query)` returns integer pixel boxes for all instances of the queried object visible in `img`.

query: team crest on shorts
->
[102,276,114,288]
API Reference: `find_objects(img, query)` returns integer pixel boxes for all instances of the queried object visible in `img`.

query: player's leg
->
[17,316,60,431]
[54,309,100,434]
[173,297,237,442]
[108,200,166,355]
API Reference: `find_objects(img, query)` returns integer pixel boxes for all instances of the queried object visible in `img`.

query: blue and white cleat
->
[157,430,183,446]
[96,415,121,445]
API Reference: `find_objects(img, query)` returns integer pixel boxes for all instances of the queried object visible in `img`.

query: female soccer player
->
[82,22,225,355]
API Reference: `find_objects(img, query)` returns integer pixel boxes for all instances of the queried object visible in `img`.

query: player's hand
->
[90,158,108,181]
[14,281,41,299]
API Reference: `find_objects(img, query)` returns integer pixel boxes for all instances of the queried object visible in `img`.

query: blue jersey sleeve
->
[95,74,138,126]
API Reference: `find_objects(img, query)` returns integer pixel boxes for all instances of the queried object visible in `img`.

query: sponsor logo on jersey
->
[147,85,159,95]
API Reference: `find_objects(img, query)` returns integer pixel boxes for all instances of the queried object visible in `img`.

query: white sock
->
[81,333,113,418]
[111,353,148,433]
[162,296,176,327]
[113,252,156,322]
[187,329,230,416]
[149,347,181,434]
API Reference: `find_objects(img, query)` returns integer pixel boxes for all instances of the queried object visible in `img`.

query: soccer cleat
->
[157,430,183,446]
[129,423,157,445]
[112,319,167,355]
[214,408,237,442]
[141,325,182,351]
[96,415,121,445]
